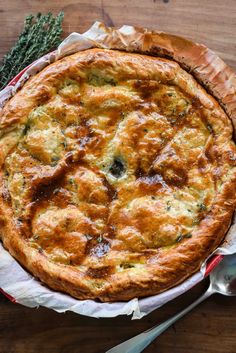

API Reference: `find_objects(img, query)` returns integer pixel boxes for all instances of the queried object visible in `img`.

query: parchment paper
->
[0,22,236,319]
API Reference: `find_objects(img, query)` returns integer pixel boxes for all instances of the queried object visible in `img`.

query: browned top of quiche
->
[0,48,235,301]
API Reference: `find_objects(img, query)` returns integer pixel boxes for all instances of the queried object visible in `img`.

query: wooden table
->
[0,1,236,352]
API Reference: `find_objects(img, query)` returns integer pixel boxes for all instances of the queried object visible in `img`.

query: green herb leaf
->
[68,177,75,185]
[166,201,171,211]
[207,123,213,133]
[88,73,117,87]
[122,263,135,269]
[198,203,207,212]
[176,233,183,242]
[0,12,64,90]
[97,235,103,243]
[185,233,192,238]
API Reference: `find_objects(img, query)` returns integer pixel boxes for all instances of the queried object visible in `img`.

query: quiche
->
[0,47,236,301]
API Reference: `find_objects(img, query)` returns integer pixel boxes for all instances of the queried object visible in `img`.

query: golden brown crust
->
[91,23,236,138]
[0,46,236,301]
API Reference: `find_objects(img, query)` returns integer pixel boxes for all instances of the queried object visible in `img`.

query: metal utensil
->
[106,254,236,353]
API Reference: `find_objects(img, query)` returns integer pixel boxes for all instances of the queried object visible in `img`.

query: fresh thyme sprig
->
[0,12,64,90]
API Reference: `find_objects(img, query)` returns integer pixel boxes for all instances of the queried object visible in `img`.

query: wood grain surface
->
[0,1,236,352]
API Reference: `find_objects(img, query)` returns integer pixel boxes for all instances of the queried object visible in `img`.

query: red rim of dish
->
[0,54,225,303]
